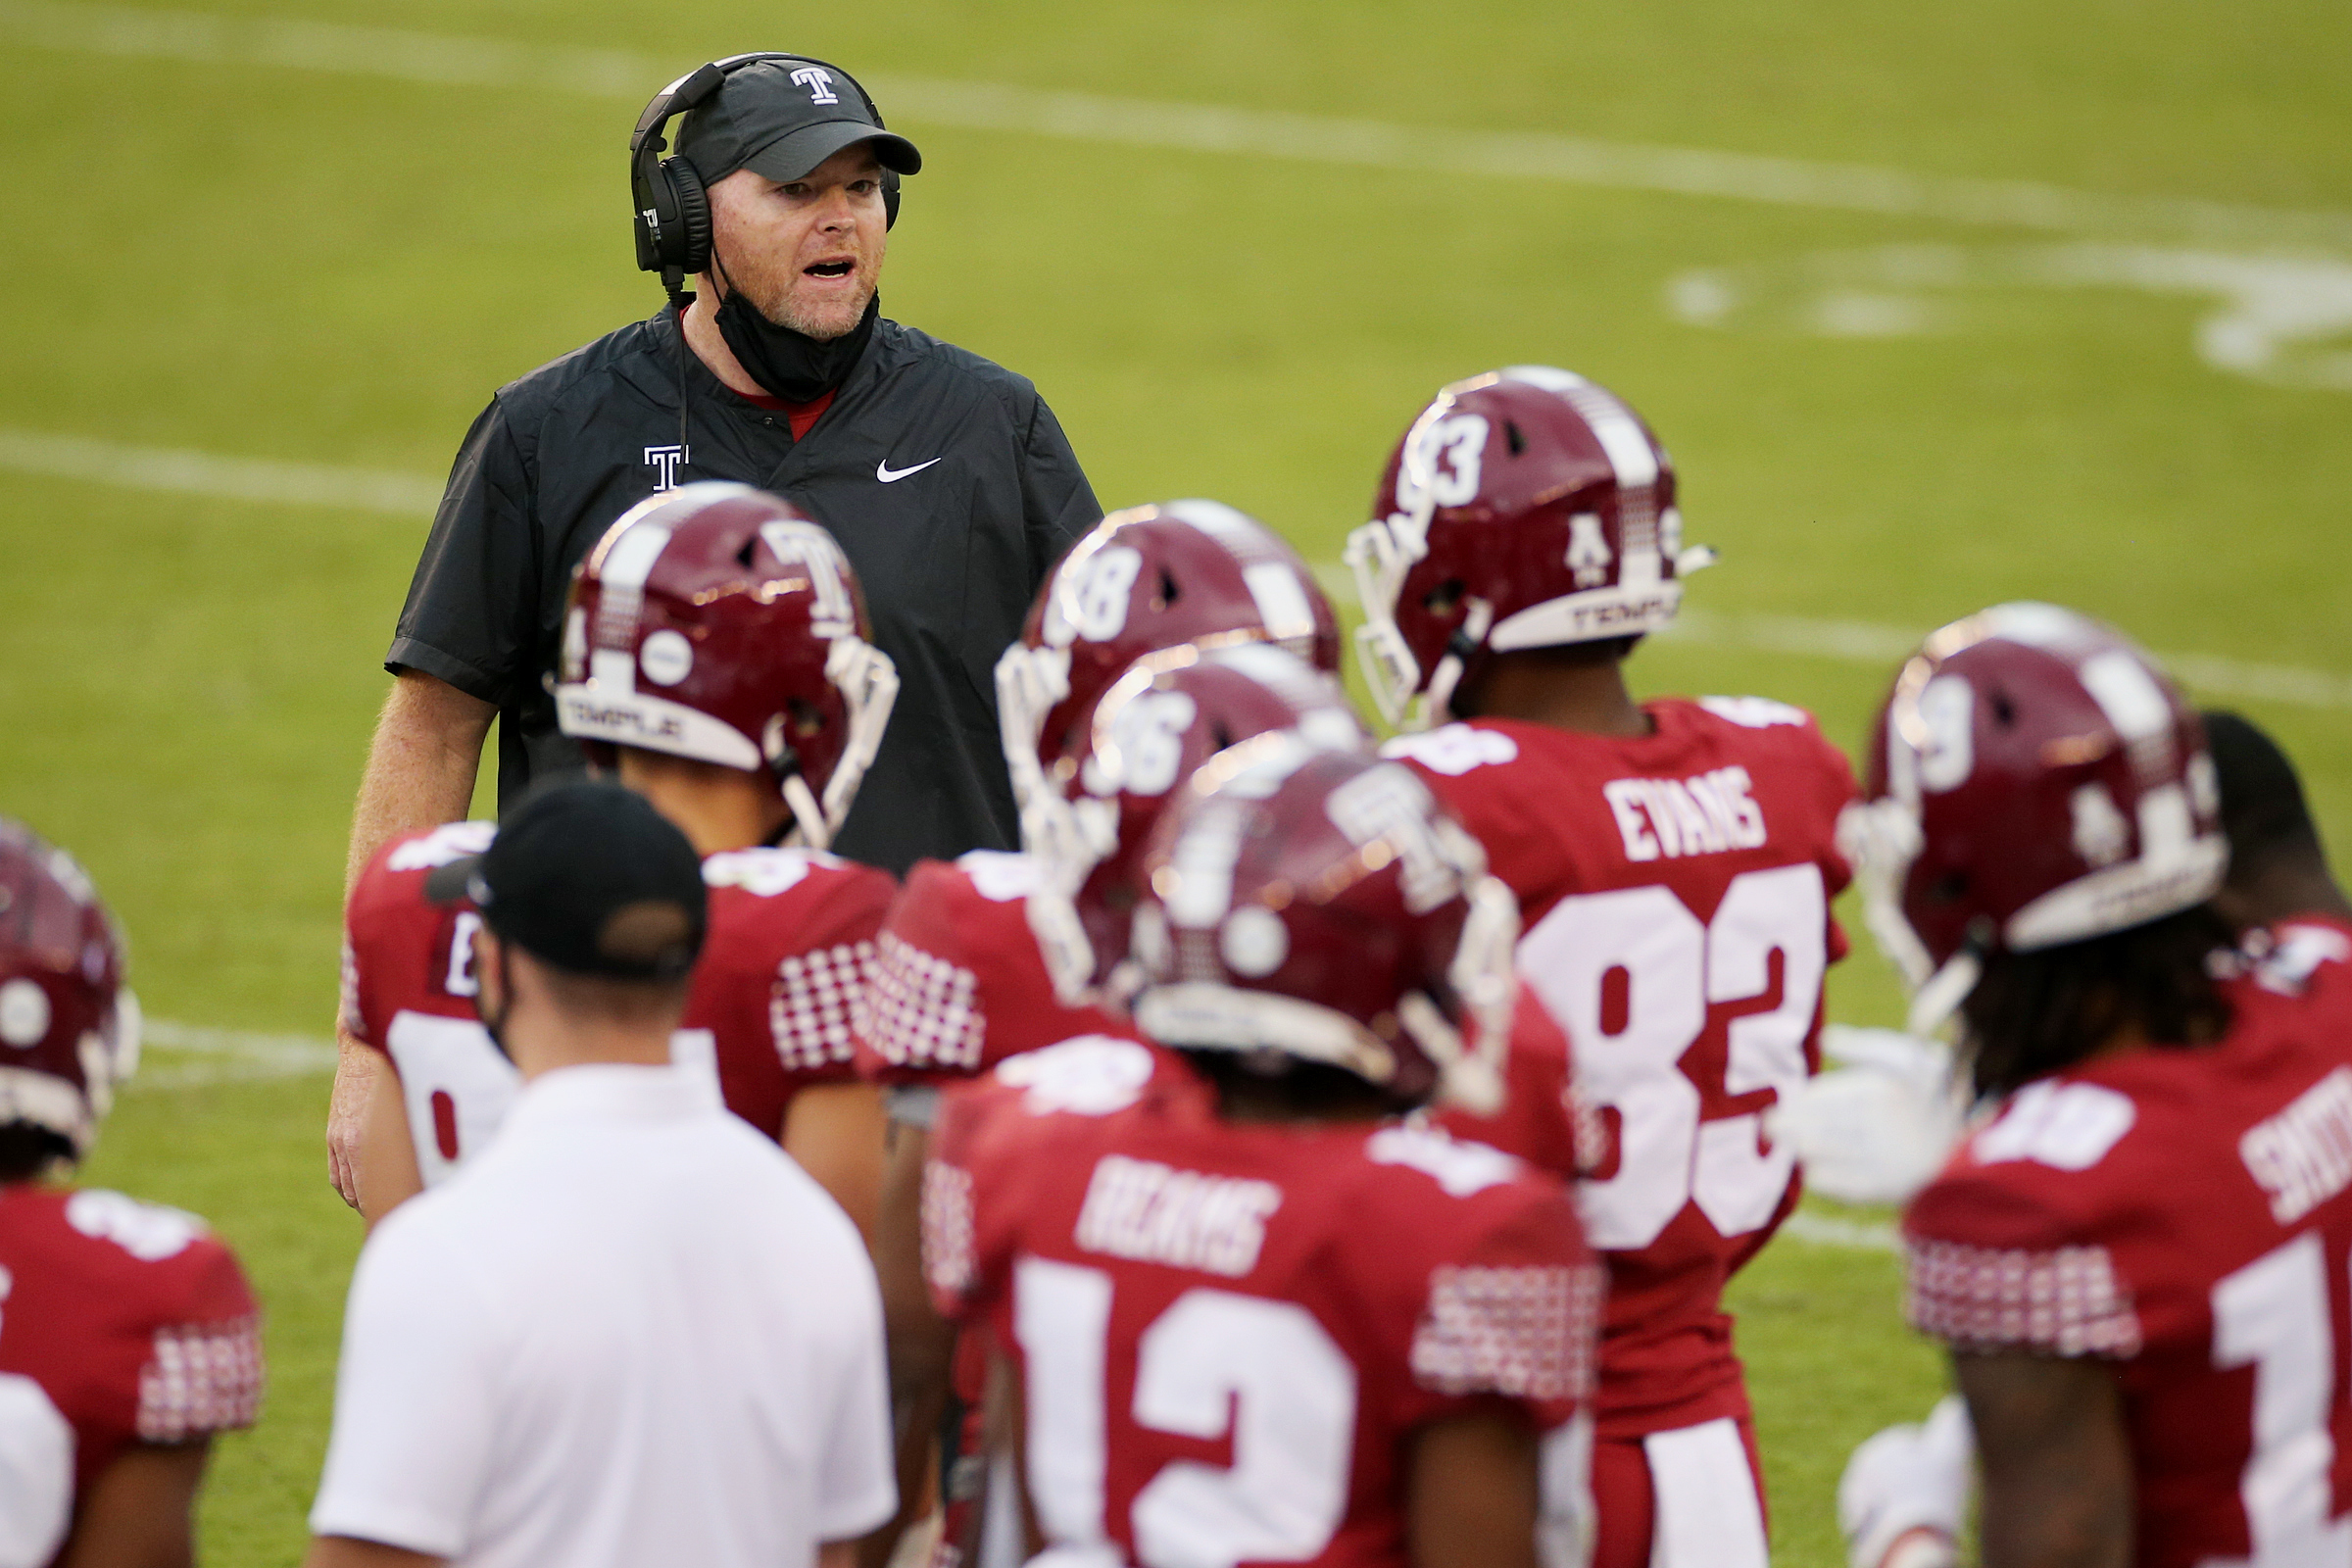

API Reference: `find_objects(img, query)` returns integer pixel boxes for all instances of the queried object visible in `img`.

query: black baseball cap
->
[426,780,707,982]
[678,58,922,187]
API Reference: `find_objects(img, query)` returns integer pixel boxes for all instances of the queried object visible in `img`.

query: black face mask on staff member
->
[628,55,922,414]
[710,265,880,406]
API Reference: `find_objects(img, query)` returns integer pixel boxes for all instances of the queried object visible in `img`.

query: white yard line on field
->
[0,428,441,515]
[6,0,2352,251]
[134,1017,339,1089]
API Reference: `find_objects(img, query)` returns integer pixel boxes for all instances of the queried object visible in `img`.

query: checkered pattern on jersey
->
[1905,1238,2143,1357]
[861,929,985,1071]
[769,942,877,1071]
[923,1160,976,1298]
[137,1314,265,1441]
[1411,1261,1604,1401]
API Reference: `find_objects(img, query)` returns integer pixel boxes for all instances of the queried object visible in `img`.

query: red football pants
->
[1591,1414,1770,1568]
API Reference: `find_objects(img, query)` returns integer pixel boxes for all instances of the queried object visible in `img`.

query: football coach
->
[329,53,1099,1200]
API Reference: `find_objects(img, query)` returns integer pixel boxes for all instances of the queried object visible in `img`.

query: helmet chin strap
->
[1907,945,1984,1039]
[780,772,830,850]
[1421,598,1494,727]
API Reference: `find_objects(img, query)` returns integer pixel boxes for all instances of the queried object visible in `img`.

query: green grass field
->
[2,0,2347,1561]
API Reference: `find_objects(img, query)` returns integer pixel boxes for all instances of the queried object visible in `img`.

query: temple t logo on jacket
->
[644,446,688,493]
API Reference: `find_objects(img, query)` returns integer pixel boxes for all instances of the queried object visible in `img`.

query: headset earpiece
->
[662,156,714,276]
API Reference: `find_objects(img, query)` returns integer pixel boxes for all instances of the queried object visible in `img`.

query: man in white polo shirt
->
[306,779,894,1568]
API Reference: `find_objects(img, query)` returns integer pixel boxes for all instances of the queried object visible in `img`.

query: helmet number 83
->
[1518,864,1828,1250]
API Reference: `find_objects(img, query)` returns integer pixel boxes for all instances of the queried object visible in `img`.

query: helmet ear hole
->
[1930,871,1970,906]
[1503,420,1527,457]
[736,536,760,570]
[1156,567,1180,611]
[1990,690,2017,727]
[1422,579,1464,616]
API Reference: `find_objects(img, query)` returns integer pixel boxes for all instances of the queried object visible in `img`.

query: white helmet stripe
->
[1557,385,1659,490]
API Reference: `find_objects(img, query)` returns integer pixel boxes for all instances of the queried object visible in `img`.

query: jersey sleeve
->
[342,824,494,1057]
[858,858,1117,1086]
[693,858,897,1140]
[134,1235,265,1443]
[1794,710,1860,961]
[1435,992,1590,1181]
[1396,1179,1603,1432]
[760,864,896,1086]
[922,1074,1041,1325]
[340,843,409,1054]
[1902,1146,2145,1360]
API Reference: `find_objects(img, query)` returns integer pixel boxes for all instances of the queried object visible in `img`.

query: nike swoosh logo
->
[876,457,942,483]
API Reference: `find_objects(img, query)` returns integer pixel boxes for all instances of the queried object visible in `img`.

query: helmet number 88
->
[1518,864,1827,1250]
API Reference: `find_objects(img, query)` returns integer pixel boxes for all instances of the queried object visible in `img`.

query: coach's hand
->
[326,1032,380,1209]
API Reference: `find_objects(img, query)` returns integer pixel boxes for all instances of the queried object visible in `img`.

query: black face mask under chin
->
[711,249,878,404]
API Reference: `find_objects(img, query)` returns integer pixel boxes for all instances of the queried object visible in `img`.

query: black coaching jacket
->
[387,304,1099,874]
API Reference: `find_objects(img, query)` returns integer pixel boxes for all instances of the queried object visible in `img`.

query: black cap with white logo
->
[427,780,707,983]
[678,58,922,186]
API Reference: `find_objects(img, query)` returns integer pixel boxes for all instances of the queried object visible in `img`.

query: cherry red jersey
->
[856,851,1118,1087]
[1436,992,1592,1182]
[0,1184,261,1562]
[1386,697,1856,1438]
[927,1038,1601,1568]
[1905,914,2352,1568]
[343,825,894,1182]
[341,822,515,1186]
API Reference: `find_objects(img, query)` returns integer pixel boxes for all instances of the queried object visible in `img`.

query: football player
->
[343,483,901,1230]
[1838,695,2352,1567]
[858,497,1342,1104]
[856,499,1355,1561]
[1350,366,1856,1566]
[0,818,263,1567]
[929,742,1601,1568]
[1833,604,2352,1568]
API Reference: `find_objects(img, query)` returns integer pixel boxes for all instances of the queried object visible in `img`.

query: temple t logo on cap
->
[791,67,839,105]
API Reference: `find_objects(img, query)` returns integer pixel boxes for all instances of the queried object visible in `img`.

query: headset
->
[630,52,903,304]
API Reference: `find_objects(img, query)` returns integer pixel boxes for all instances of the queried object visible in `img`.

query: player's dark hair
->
[1175,1048,1417,1122]
[1961,904,2236,1101]
[2205,710,2328,884]
[0,1123,74,1183]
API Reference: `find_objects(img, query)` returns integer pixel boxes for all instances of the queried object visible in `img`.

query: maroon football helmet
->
[1025,641,1372,983]
[1845,603,2228,1033]
[1346,367,1714,729]
[996,500,1341,839]
[0,818,137,1157]
[1066,742,1516,1111]
[557,482,899,850]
